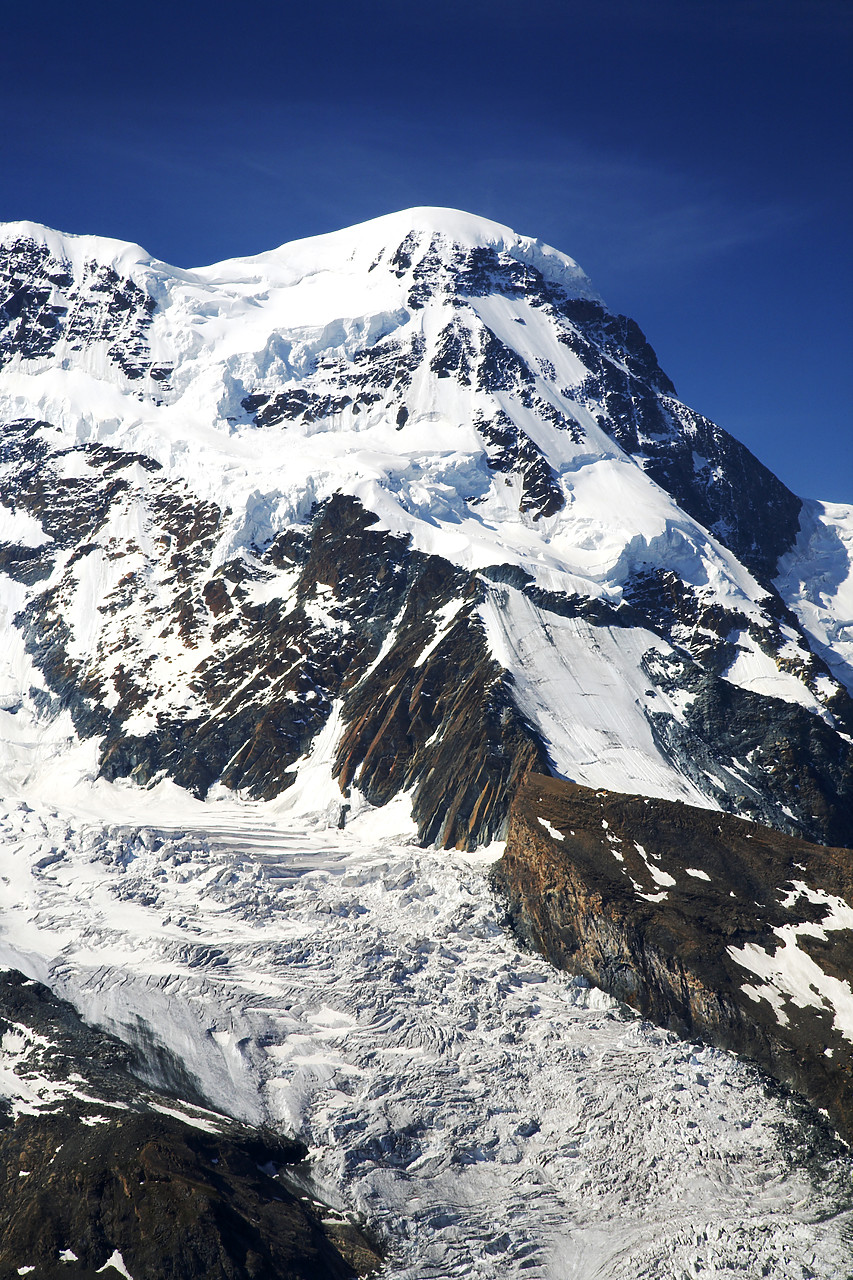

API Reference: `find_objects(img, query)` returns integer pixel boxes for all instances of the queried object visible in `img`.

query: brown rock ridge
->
[493,774,853,1141]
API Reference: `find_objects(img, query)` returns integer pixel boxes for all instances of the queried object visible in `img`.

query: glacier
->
[0,206,851,1277]
[0,782,851,1278]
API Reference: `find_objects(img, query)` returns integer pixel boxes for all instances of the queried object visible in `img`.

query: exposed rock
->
[638,644,853,846]
[0,971,381,1280]
[494,774,853,1140]
[3,434,552,846]
[550,299,804,583]
[473,408,565,520]
[0,237,166,385]
[334,551,549,847]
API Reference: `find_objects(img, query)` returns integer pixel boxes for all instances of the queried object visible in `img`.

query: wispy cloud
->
[2,95,818,286]
[460,143,812,276]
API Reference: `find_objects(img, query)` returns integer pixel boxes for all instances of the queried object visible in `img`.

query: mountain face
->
[0,208,852,1276]
[0,208,850,845]
[495,774,853,1140]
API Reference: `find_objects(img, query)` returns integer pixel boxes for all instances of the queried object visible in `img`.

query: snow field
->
[479,589,715,805]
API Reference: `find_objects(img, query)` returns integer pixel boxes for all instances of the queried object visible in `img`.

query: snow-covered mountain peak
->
[0,208,850,847]
[1,212,851,1279]
[0,218,159,280]
[194,206,599,300]
[0,207,599,309]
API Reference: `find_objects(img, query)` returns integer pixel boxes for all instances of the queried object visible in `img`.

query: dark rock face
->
[547,297,803,585]
[0,237,169,386]
[4,430,548,847]
[649,397,803,586]
[0,971,381,1280]
[493,775,853,1141]
[637,644,853,848]
[334,548,548,847]
[473,408,564,520]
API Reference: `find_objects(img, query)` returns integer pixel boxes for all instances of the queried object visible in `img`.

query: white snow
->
[732,929,853,1041]
[633,842,676,889]
[776,499,853,696]
[412,598,466,667]
[96,1252,135,1280]
[0,1019,88,1120]
[0,502,50,547]
[147,1101,223,1133]
[729,882,853,1042]
[192,207,599,302]
[721,630,827,713]
[480,588,714,806]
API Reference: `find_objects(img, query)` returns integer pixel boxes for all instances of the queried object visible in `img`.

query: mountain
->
[0,208,851,1277]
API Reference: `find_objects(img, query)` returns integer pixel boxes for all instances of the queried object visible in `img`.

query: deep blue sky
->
[2,0,850,501]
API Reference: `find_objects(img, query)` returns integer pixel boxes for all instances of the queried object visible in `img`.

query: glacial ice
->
[0,782,850,1278]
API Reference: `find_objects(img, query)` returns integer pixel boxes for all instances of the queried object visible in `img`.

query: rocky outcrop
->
[334,552,548,848]
[493,774,853,1141]
[0,971,381,1280]
[638,644,853,847]
[0,236,169,385]
[546,296,804,583]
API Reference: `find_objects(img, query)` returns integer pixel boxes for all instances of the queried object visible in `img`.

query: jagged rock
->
[0,237,165,384]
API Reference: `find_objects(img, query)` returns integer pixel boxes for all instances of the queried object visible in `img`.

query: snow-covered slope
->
[776,498,853,696]
[1,209,852,1278]
[0,207,849,844]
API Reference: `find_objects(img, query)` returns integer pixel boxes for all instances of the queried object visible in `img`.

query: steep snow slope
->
[776,498,853,696]
[0,208,849,842]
